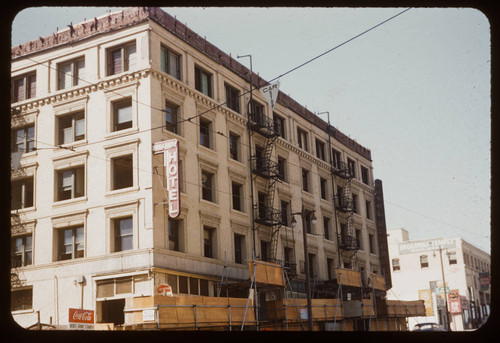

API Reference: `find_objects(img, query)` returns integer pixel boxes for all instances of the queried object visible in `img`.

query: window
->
[323,217,330,240]
[232,182,243,211]
[234,234,245,264]
[56,166,84,201]
[12,72,36,102]
[11,288,33,311]
[369,234,375,254]
[260,240,269,261]
[355,229,362,250]
[332,149,341,169]
[195,66,213,97]
[229,133,240,161]
[316,139,326,161]
[165,102,179,134]
[11,125,35,153]
[114,216,133,252]
[168,218,183,252]
[249,100,265,124]
[58,111,85,144]
[392,258,400,271]
[57,57,85,90]
[366,201,372,220]
[277,157,287,181]
[201,170,214,202]
[258,192,268,219]
[297,128,308,152]
[58,226,84,260]
[273,113,286,138]
[308,253,316,278]
[302,169,309,192]
[254,145,265,171]
[448,251,457,265]
[305,211,314,234]
[352,194,358,214]
[107,42,136,75]
[347,158,356,178]
[11,235,32,267]
[112,98,133,131]
[203,226,216,258]
[327,258,335,280]
[199,118,212,149]
[225,83,240,113]
[11,177,34,210]
[361,166,370,185]
[281,200,290,226]
[420,255,429,268]
[112,155,133,190]
[161,45,181,80]
[320,177,328,200]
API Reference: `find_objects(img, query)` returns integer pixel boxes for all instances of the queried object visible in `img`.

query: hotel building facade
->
[11,7,390,329]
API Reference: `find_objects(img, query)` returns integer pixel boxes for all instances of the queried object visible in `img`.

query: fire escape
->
[248,101,286,268]
[333,160,359,264]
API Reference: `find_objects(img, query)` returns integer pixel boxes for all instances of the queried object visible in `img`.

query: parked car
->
[413,322,446,331]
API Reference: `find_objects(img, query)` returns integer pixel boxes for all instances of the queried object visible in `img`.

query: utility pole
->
[438,245,452,331]
[291,207,316,331]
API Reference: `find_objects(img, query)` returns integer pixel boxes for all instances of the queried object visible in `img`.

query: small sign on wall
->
[143,309,156,322]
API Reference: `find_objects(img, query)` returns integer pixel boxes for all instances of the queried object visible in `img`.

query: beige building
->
[11,7,390,329]
[387,228,491,331]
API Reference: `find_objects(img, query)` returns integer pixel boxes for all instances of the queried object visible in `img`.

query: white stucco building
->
[387,228,491,331]
[11,7,390,330]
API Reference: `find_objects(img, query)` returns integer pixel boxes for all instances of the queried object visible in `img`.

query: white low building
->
[387,228,490,331]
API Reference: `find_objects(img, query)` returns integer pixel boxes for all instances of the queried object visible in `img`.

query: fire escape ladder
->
[250,111,284,263]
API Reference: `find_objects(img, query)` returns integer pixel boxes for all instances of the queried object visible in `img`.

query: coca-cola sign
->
[68,308,95,324]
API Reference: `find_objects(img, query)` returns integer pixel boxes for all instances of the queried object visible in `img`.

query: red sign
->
[157,283,173,296]
[153,139,180,218]
[68,308,94,324]
[448,290,462,314]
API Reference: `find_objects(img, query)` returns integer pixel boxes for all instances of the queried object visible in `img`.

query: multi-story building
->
[11,7,391,329]
[387,228,491,331]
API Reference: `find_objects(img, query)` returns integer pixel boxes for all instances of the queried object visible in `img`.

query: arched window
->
[420,255,429,268]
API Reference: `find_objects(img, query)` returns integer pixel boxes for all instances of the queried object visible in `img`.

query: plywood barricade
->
[368,273,386,290]
[126,295,255,329]
[335,268,361,288]
[248,260,284,286]
[386,300,426,317]
[266,298,343,322]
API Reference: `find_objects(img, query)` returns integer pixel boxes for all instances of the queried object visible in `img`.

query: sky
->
[10,7,491,254]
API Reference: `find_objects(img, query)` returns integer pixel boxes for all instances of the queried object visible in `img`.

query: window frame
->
[11,125,35,153]
[11,176,34,210]
[164,101,179,134]
[57,226,84,261]
[231,181,244,212]
[273,112,286,138]
[160,44,182,80]
[228,132,240,161]
[11,235,33,267]
[297,127,309,152]
[199,117,212,149]
[194,65,213,97]
[302,168,310,192]
[201,170,215,202]
[57,57,85,90]
[203,226,216,259]
[420,255,429,268]
[12,72,36,103]
[56,166,85,201]
[111,154,134,191]
[58,111,85,145]
[225,83,240,113]
[320,177,328,200]
[392,258,401,271]
[107,41,136,76]
[11,287,33,312]
[113,216,134,252]
[112,97,133,132]
[316,139,326,161]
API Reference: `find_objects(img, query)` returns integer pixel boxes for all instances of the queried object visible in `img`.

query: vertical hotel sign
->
[153,139,180,218]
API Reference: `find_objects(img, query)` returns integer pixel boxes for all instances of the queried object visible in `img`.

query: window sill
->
[105,185,140,198]
[53,196,87,208]
[57,139,88,151]
[11,206,36,214]
[105,127,139,140]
